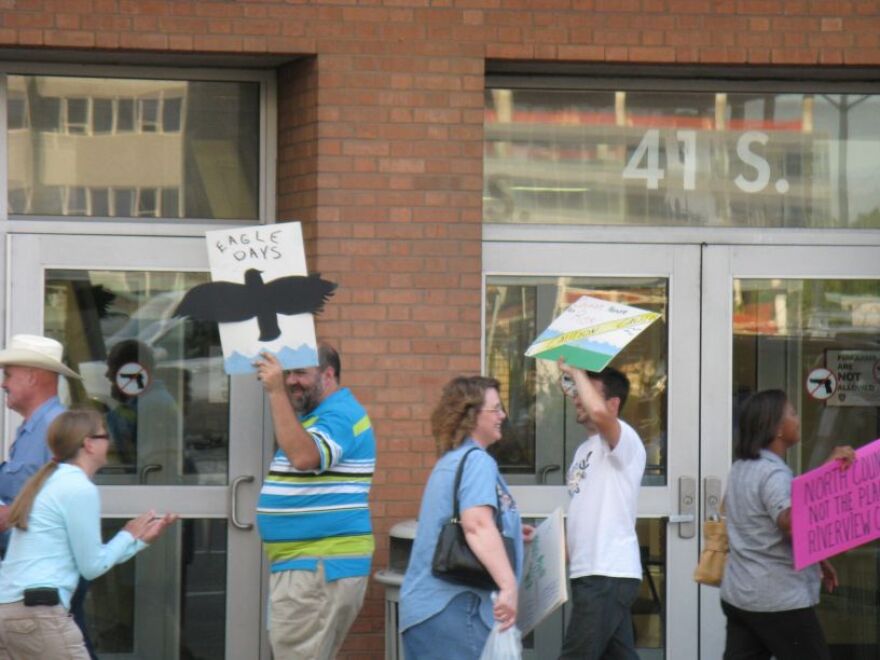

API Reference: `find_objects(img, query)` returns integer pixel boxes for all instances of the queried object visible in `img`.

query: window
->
[116,98,134,132]
[113,188,135,216]
[162,97,183,132]
[7,95,28,130]
[485,276,668,486]
[91,188,110,217]
[137,188,158,217]
[138,97,159,133]
[64,187,88,215]
[7,75,260,220]
[93,99,113,134]
[485,87,880,228]
[65,98,89,135]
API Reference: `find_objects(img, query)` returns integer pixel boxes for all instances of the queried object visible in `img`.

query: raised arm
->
[558,358,621,448]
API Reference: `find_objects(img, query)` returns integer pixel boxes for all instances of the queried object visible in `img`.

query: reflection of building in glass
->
[8,75,259,220]
[483,90,865,228]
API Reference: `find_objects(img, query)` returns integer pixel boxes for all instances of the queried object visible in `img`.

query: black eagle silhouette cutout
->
[173,269,337,342]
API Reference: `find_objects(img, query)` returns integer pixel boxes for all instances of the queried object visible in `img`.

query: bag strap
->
[450,447,504,534]
[451,447,480,521]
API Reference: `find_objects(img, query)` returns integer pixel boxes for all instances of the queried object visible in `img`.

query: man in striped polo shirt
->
[254,343,375,659]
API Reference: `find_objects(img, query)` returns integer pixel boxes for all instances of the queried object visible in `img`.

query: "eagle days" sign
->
[174,222,336,375]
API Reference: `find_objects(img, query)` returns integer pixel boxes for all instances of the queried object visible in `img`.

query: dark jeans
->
[721,600,831,660]
[560,575,641,660]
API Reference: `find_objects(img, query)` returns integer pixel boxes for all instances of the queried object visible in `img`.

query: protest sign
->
[174,223,335,375]
[792,437,880,570]
[517,508,567,635]
[525,295,661,372]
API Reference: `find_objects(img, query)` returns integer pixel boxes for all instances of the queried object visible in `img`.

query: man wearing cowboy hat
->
[0,334,81,545]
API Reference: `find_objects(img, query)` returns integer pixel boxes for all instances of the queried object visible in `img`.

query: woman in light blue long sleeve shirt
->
[0,409,177,658]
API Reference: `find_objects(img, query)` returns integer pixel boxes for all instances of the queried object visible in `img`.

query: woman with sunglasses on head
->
[0,408,177,658]
[721,390,854,660]
[400,376,534,659]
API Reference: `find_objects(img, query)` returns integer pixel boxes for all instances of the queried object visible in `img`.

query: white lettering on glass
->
[733,131,771,193]
[622,129,665,190]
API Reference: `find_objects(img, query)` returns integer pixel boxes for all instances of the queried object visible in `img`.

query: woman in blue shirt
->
[0,408,177,658]
[401,376,532,659]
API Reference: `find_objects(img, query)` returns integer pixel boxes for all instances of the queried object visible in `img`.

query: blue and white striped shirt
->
[256,387,376,581]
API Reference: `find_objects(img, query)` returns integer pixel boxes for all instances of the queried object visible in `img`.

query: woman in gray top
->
[721,389,853,660]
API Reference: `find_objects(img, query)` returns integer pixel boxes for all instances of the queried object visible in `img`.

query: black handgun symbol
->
[809,376,833,394]
[120,370,145,390]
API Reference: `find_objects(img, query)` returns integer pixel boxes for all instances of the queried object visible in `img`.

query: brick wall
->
[2,1,878,656]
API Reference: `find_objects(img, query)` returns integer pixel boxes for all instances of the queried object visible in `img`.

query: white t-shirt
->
[566,419,646,580]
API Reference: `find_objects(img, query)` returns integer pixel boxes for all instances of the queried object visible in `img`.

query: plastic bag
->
[479,623,522,660]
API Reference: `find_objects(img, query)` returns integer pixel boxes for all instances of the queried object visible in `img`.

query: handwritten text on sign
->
[792,438,880,570]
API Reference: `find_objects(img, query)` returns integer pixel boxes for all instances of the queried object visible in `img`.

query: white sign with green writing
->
[525,295,661,372]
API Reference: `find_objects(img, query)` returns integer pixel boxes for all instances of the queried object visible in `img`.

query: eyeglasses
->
[480,404,506,415]
[561,373,577,398]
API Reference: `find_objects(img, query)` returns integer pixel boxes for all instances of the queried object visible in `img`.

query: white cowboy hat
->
[0,334,82,380]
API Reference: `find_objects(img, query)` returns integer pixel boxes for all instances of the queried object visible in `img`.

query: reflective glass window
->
[8,75,260,220]
[485,276,668,486]
[45,269,229,486]
[485,88,880,228]
[93,98,113,134]
[84,519,226,658]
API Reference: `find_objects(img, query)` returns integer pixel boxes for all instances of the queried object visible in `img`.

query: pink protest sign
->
[792,438,880,570]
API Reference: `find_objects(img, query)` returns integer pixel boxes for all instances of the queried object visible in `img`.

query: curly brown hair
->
[431,376,501,455]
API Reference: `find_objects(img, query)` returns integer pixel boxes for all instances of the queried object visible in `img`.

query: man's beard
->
[289,380,323,414]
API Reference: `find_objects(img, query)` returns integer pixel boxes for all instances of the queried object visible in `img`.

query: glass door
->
[484,241,702,659]
[6,232,267,659]
[700,244,880,659]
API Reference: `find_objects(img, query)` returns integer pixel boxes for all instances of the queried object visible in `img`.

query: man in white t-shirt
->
[558,359,646,660]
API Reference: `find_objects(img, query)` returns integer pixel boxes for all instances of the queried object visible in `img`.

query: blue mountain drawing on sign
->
[224,344,319,375]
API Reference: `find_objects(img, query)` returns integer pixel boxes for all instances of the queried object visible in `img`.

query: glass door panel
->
[44,268,228,486]
[84,519,227,659]
[701,245,880,659]
[484,241,701,659]
[485,277,668,487]
[6,232,265,659]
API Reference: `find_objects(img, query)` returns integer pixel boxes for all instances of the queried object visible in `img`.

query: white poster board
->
[525,295,661,372]
[201,223,325,374]
[517,507,567,635]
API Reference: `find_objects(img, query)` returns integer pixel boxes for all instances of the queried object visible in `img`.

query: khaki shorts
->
[0,601,89,660]
[269,563,368,660]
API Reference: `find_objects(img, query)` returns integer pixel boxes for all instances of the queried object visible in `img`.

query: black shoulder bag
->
[431,447,516,590]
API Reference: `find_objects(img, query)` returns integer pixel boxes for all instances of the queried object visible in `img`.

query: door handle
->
[671,476,696,539]
[139,464,162,484]
[230,475,255,531]
[704,476,723,521]
[538,464,561,484]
